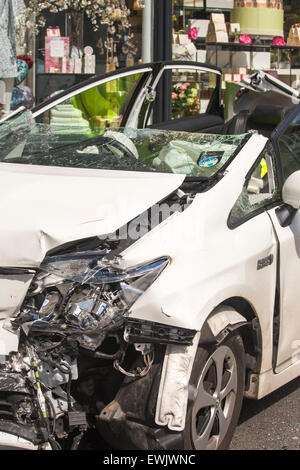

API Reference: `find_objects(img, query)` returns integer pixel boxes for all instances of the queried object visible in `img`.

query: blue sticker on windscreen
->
[197,151,224,167]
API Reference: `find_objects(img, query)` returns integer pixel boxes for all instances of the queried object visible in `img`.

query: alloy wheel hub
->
[191,345,238,450]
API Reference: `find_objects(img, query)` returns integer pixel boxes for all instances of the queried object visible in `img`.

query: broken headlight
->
[21,252,170,351]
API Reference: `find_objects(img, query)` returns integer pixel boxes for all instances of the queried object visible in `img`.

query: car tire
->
[184,331,245,450]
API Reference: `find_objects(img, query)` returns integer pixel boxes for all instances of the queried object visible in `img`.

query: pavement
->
[230,376,300,450]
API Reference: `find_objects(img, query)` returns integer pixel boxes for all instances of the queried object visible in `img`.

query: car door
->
[267,104,300,373]
[31,61,223,134]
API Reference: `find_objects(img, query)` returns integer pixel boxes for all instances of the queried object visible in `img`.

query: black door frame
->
[153,0,173,123]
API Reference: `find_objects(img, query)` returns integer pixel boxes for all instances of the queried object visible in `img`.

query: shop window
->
[36,72,146,131]
[171,68,217,119]
[33,7,143,105]
[228,144,279,227]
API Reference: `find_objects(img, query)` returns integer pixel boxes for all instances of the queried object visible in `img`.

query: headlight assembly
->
[41,252,169,292]
[20,252,170,351]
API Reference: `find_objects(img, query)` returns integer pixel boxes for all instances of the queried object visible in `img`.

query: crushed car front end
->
[0,251,189,450]
[0,112,252,450]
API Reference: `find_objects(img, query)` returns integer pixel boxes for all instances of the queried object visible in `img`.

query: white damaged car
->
[1,62,300,450]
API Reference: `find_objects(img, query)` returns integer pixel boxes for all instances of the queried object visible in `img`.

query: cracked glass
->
[0,112,248,178]
[229,143,279,226]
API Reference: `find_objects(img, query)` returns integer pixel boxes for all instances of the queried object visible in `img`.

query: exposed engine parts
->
[0,315,156,449]
[0,243,195,450]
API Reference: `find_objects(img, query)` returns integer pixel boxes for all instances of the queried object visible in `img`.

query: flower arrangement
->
[171,82,200,119]
[188,27,198,40]
[17,54,34,70]
[21,0,131,33]
[272,36,286,46]
[239,34,252,45]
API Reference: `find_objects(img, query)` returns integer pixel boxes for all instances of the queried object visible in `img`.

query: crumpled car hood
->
[0,163,184,268]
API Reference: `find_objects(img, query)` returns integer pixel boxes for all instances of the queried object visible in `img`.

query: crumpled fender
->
[206,306,247,341]
[155,307,247,432]
[155,333,200,431]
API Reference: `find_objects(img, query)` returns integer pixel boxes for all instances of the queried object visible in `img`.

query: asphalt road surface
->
[230,376,300,450]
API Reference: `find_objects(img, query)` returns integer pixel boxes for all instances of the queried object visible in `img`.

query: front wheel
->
[184,332,245,450]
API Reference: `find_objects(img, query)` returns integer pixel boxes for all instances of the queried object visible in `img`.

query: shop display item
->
[45,37,70,73]
[84,47,96,75]
[0,80,5,106]
[0,0,24,78]
[206,13,229,43]
[0,0,25,111]
[17,54,34,70]
[234,0,282,7]
[106,38,116,74]
[239,34,252,44]
[188,27,198,40]
[22,0,131,34]
[49,102,91,132]
[15,59,28,85]
[46,26,61,37]
[19,85,34,108]
[206,0,234,7]
[231,0,283,36]
[287,24,300,46]
[74,58,82,74]
[188,19,209,39]
[172,81,200,119]
[10,85,34,111]
[230,23,241,35]
[272,36,285,46]
[183,0,204,5]
[173,34,197,61]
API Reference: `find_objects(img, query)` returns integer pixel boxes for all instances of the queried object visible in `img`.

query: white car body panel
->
[0,318,19,355]
[124,134,278,375]
[155,332,200,431]
[267,206,300,373]
[0,273,34,320]
[256,361,300,399]
[0,163,184,268]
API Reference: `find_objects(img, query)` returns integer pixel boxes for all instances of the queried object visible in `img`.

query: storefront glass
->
[172,0,300,89]
[31,2,143,104]
[7,0,300,117]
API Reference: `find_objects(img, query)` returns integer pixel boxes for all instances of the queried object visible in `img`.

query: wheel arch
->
[199,296,263,379]
[152,297,263,444]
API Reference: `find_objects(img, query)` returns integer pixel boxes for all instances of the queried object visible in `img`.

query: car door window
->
[171,68,218,119]
[147,65,222,131]
[34,71,149,132]
[277,112,300,185]
[229,143,279,227]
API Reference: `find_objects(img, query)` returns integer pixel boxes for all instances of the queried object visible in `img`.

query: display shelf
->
[195,40,300,51]
[194,40,300,84]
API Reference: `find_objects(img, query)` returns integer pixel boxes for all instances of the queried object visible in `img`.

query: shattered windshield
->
[0,111,248,178]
